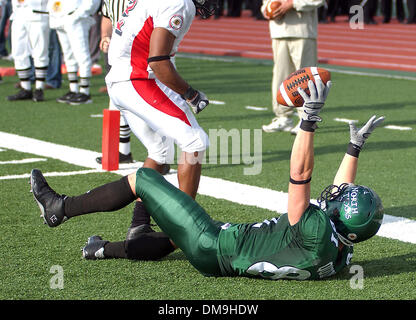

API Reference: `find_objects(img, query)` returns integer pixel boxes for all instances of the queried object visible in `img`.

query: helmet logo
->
[343,187,359,219]
[169,15,184,30]
[347,233,357,241]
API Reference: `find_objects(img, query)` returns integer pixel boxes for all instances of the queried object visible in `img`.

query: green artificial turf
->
[0,55,416,301]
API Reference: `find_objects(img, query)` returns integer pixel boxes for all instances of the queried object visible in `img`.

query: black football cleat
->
[32,89,44,102]
[68,93,92,105]
[30,169,68,227]
[95,152,134,165]
[126,224,155,241]
[56,91,77,103]
[82,235,109,260]
[7,88,33,101]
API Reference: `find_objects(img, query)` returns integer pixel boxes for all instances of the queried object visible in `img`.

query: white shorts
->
[106,79,209,164]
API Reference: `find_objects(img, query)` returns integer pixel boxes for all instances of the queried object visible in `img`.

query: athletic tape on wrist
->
[182,86,197,100]
[347,142,361,158]
[300,120,317,132]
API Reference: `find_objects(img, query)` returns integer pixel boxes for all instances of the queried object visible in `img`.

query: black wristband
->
[182,86,197,100]
[147,55,170,63]
[347,142,361,158]
[289,176,312,185]
[300,120,318,132]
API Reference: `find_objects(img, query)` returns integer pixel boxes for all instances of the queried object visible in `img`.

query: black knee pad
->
[126,232,174,260]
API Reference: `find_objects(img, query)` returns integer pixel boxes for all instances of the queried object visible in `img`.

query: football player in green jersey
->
[30,78,385,280]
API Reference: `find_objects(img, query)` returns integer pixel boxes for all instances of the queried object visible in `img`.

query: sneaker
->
[95,152,134,165]
[30,169,68,227]
[262,117,294,133]
[33,89,44,102]
[290,120,301,135]
[7,88,33,101]
[126,224,155,241]
[57,91,77,104]
[68,93,92,105]
[82,235,109,260]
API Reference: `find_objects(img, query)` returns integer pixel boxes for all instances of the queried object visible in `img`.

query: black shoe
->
[33,89,44,102]
[7,88,33,101]
[30,169,67,227]
[95,152,134,164]
[57,91,77,103]
[82,235,109,260]
[160,164,170,175]
[126,224,155,241]
[68,93,92,105]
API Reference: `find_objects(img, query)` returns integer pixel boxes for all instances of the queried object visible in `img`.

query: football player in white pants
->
[104,0,217,239]
[7,0,49,102]
[48,0,101,105]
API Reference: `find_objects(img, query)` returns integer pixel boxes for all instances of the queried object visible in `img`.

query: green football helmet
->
[318,183,384,245]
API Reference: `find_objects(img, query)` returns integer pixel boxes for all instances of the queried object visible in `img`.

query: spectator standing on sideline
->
[95,0,135,165]
[49,0,101,105]
[261,0,325,135]
[407,0,416,23]
[363,0,378,24]
[45,29,62,89]
[7,0,50,102]
[381,0,405,23]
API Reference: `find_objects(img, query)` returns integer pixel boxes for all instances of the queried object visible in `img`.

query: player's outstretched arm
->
[333,115,385,186]
[287,79,331,225]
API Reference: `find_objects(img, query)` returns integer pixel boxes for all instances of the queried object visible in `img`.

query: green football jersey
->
[217,204,353,280]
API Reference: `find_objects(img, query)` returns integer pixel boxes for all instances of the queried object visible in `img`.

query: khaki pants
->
[271,38,317,119]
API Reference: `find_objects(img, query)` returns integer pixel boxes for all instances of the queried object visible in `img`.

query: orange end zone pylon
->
[101,109,120,171]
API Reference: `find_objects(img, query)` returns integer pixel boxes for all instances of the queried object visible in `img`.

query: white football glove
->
[297,79,332,122]
[349,115,385,149]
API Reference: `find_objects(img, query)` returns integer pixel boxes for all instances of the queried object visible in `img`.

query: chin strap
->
[337,232,354,247]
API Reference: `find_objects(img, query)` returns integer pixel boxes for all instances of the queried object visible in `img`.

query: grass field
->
[1,55,416,302]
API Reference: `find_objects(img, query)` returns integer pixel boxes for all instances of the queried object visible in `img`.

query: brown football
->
[265,0,282,19]
[276,67,331,107]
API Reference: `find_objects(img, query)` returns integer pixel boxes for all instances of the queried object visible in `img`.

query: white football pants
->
[11,14,49,70]
[55,17,95,77]
[106,79,209,164]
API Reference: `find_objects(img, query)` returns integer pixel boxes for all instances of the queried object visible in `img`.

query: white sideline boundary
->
[1,131,415,244]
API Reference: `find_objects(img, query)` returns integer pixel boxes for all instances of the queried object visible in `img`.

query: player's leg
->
[65,17,94,105]
[29,168,137,227]
[262,39,295,132]
[8,17,33,101]
[30,167,222,275]
[55,28,79,103]
[106,86,175,236]
[82,232,175,261]
[131,79,208,199]
[116,104,175,237]
[28,17,50,102]
[133,168,223,276]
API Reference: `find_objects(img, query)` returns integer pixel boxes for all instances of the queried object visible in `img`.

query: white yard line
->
[1,131,415,244]
[384,125,412,131]
[0,158,47,165]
